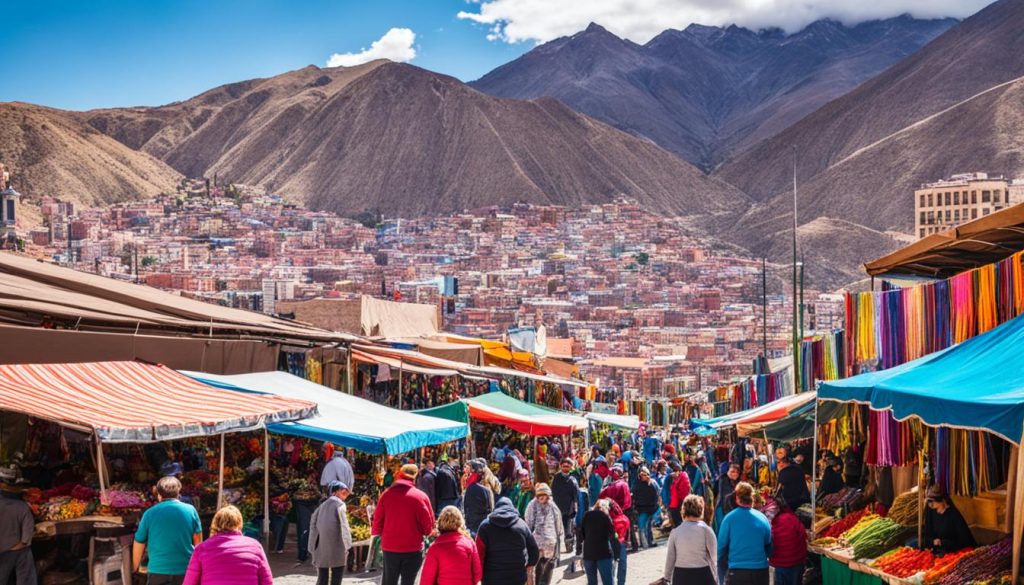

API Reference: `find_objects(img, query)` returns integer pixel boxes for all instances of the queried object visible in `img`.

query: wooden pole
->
[809,398,819,538]
[96,436,107,501]
[918,449,926,547]
[263,428,271,549]
[1011,442,1024,584]
[217,433,226,509]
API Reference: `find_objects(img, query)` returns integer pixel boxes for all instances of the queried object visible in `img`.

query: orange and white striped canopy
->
[0,361,317,442]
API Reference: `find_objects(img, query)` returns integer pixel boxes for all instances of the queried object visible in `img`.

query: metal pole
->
[762,257,768,358]
[810,397,820,538]
[263,428,271,549]
[398,362,404,410]
[346,344,353,395]
[217,433,226,509]
[800,257,806,340]
[792,147,801,393]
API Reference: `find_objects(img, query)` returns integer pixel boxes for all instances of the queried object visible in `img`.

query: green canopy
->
[417,392,588,436]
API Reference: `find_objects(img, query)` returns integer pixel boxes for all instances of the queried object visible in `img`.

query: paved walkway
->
[271,542,670,585]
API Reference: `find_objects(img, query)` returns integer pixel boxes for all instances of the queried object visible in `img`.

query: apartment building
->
[914,173,1023,239]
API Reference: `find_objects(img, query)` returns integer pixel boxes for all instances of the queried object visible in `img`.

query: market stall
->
[816,310,1024,584]
[183,370,468,455]
[185,369,471,568]
[0,361,316,584]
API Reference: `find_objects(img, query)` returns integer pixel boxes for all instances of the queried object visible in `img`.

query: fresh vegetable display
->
[839,513,881,541]
[872,546,935,577]
[922,549,974,584]
[887,489,920,527]
[822,508,873,538]
[928,537,1011,585]
[810,536,838,547]
[819,487,864,512]
[846,517,908,559]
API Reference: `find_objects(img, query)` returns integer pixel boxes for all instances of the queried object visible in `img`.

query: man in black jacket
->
[551,458,579,553]
[434,457,462,514]
[476,497,539,585]
[465,459,495,536]
[775,457,810,509]
[631,467,661,548]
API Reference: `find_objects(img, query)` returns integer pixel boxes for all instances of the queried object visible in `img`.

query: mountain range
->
[4,0,1024,288]
[715,0,1024,285]
[471,16,956,170]
[82,60,747,219]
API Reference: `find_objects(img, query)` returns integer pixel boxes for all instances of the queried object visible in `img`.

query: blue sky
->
[2,0,985,111]
[0,0,529,110]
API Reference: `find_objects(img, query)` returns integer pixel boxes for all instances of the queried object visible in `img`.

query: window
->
[946,192,952,205]
[920,212,926,225]
[4,199,12,225]
[954,192,960,205]
[920,228,925,238]
[919,194,925,208]
[972,191,977,204]
[954,210,960,222]
[984,208,991,216]
[994,190,1001,203]
[983,190,991,202]
[945,210,951,222]
[972,209,978,219]
[928,194,934,206]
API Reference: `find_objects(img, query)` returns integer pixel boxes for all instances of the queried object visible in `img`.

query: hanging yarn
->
[846,250,1024,374]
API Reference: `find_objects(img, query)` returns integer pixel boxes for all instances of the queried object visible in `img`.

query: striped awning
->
[0,361,317,443]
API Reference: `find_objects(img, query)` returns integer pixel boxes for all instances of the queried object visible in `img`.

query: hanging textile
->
[846,250,1024,375]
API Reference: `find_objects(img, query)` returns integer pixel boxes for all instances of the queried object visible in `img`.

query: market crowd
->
[0,430,833,585]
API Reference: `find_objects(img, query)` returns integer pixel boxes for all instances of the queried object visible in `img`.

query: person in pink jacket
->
[183,505,272,585]
[421,506,482,585]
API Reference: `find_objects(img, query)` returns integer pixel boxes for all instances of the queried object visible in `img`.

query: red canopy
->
[0,361,317,442]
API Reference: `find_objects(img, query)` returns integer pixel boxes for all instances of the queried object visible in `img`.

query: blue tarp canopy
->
[819,312,1024,444]
[183,370,468,455]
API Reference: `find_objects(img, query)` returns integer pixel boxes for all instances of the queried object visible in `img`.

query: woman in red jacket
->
[668,465,691,527]
[422,506,483,585]
[769,497,807,585]
[608,501,630,585]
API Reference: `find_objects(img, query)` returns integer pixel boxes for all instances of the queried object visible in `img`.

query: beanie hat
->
[535,483,552,496]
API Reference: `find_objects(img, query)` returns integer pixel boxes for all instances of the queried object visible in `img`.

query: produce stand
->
[817,314,1024,584]
[0,361,315,584]
[185,369,472,546]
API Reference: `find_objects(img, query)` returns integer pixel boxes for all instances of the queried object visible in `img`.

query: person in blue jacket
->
[718,482,772,585]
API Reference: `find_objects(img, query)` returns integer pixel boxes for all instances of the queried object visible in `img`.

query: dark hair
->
[728,463,741,473]
[775,495,790,512]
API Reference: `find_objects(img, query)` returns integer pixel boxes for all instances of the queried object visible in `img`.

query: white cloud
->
[457,0,992,44]
[326,28,417,68]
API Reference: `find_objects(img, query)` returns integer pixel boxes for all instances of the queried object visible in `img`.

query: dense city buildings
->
[914,172,1024,239]
[21,179,843,398]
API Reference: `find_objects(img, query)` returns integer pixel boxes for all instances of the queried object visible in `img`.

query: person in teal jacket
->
[717,482,772,585]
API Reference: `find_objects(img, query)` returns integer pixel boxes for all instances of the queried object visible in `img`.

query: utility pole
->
[792,146,801,392]
[762,257,768,358]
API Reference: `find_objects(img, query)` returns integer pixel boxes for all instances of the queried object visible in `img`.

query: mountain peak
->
[584,22,608,34]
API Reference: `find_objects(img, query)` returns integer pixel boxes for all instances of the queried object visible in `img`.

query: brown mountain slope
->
[707,0,1024,285]
[716,0,1024,202]
[84,61,749,219]
[0,103,181,210]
